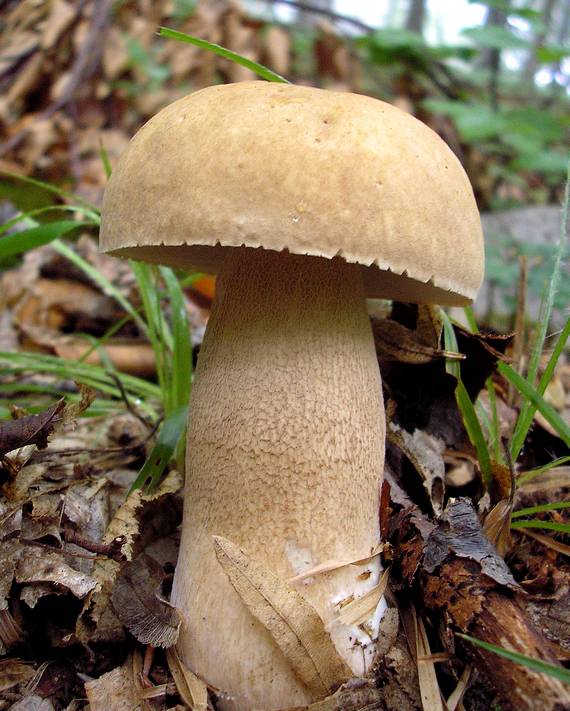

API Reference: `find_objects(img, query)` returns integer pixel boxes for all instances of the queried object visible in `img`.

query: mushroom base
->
[171,248,385,710]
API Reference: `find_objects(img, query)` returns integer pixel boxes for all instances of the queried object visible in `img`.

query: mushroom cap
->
[100,81,484,305]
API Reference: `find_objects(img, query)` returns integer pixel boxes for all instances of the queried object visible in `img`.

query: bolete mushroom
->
[100,81,484,710]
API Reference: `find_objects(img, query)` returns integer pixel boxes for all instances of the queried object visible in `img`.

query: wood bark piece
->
[390,498,570,711]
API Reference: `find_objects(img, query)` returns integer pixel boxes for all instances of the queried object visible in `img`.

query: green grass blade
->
[0,205,99,237]
[510,159,570,460]
[499,361,570,447]
[456,381,493,487]
[99,141,113,179]
[512,501,570,518]
[159,266,192,412]
[129,404,188,494]
[0,350,160,409]
[459,634,570,684]
[130,262,172,410]
[442,311,493,487]
[0,221,88,261]
[51,240,149,337]
[486,377,502,462]
[0,169,99,212]
[463,306,478,333]
[518,456,570,485]
[77,315,135,364]
[159,27,289,83]
[511,520,570,534]
[510,317,570,459]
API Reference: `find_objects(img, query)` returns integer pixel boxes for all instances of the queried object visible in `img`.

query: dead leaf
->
[54,339,156,378]
[166,647,209,711]
[0,401,65,457]
[85,656,143,711]
[111,554,180,648]
[8,696,55,711]
[387,423,446,516]
[336,569,390,627]
[517,528,570,557]
[41,1,76,50]
[213,535,350,698]
[483,498,513,557]
[416,306,443,350]
[0,659,35,693]
[373,319,461,365]
[287,543,384,584]
[0,608,23,650]
[76,470,182,645]
[15,548,98,600]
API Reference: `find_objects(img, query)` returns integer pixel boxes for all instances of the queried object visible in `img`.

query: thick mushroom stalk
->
[171,248,385,710]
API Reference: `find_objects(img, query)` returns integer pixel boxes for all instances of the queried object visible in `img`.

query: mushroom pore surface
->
[171,248,385,710]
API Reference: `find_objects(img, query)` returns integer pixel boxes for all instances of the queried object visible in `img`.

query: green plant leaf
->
[0,221,88,261]
[459,634,570,684]
[0,350,160,415]
[518,456,570,485]
[512,501,570,518]
[441,312,493,487]
[0,169,99,211]
[537,44,570,63]
[159,27,289,83]
[160,266,192,413]
[51,239,150,338]
[129,405,188,494]
[462,25,531,51]
[511,520,570,534]
[423,99,506,141]
[499,362,570,447]
[510,160,570,459]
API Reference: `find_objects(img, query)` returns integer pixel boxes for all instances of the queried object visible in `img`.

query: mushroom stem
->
[172,248,385,710]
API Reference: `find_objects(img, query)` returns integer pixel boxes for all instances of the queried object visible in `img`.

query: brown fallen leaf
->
[0,658,35,693]
[416,305,443,350]
[111,554,180,648]
[85,654,147,711]
[76,470,182,645]
[41,0,77,50]
[54,339,156,378]
[336,569,390,627]
[287,543,384,584]
[8,696,55,711]
[213,535,351,698]
[518,528,570,557]
[373,318,462,365]
[15,548,98,600]
[0,400,65,457]
[166,647,209,711]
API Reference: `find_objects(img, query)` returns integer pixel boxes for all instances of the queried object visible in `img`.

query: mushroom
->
[100,81,484,710]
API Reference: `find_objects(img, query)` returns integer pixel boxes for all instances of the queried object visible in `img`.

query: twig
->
[108,371,154,430]
[265,0,372,33]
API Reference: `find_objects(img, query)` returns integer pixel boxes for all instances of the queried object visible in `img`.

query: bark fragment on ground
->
[389,497,570,711]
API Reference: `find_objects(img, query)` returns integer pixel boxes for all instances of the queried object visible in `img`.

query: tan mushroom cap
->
[100,81,484,305]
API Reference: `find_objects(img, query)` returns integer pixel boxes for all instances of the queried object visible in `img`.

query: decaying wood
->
[390,498,570,711]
